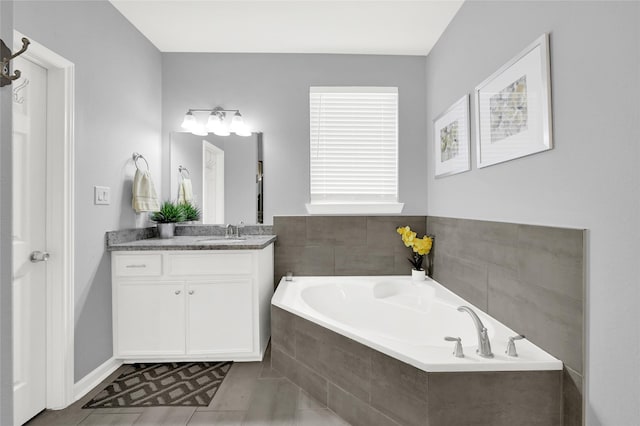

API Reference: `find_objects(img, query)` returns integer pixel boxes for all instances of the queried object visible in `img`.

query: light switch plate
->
[94,186,110,205]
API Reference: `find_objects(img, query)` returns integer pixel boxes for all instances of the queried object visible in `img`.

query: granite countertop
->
[107,235,277,251]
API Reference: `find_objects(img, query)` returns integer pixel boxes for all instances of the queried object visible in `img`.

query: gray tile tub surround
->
[426,216,585,426]
[271,305,561,426]
[272,215,427,284]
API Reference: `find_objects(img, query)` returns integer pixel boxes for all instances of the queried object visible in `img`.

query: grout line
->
[183,406,197,426]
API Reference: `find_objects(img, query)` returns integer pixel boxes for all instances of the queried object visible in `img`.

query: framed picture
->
[475,33,552,168]
[433,94,470,178]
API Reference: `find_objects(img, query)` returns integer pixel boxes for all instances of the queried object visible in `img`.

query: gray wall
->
[0,1,13,422]
[162,53,427,224]
[14,1,162,381]
[424,2,640,425]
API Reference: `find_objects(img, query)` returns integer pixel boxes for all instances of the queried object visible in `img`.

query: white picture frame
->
[475,33,553,168]
[433,94,470,178]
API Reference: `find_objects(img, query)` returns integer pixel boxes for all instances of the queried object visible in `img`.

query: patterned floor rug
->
[83,361,233,408]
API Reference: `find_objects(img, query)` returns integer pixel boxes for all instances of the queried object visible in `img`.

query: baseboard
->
[73,357,123,402]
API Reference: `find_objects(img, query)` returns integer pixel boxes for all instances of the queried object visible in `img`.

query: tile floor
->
[26,347,349,426]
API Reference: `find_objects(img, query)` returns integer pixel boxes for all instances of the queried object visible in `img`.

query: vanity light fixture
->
[181,107,251,137]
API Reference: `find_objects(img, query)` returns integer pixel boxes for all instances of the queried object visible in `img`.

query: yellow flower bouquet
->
[397,226,434,275]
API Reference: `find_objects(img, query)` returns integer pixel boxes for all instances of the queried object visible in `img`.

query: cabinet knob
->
[188,290,195,295]
[175,290,181,295]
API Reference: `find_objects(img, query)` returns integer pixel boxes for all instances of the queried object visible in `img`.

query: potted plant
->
[397,226,434,280]
[178,201,201,223]
[151,201,186,239]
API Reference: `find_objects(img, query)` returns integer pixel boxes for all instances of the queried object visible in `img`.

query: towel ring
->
[178,165,190,178]
[132,152,149,172]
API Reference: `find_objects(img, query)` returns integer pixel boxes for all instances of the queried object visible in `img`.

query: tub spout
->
[457,306,493,358]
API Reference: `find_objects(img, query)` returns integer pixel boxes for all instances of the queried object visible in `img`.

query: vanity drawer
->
[114,254,162,277]
[167,253,253,276]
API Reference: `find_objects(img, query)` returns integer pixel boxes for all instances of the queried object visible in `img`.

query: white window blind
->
[309,87,399,208]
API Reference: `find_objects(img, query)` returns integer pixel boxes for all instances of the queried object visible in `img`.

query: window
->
[307,87,403,214]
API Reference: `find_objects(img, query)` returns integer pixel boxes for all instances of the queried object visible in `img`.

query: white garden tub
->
[271,275,562,372]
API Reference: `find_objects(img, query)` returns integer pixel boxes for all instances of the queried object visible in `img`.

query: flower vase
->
[411,269,426,281]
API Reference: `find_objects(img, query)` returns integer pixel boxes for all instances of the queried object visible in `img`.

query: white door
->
[202,141,224,224]
[12,57,48,425]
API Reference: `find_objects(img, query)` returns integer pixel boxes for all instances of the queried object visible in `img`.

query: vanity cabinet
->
[111,245,273,361]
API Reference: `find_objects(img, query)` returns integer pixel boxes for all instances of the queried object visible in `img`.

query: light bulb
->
[212,123,231,137]
[206,113,219,133]
[207,112,230,136]
[230,111,244,133]
[181,111,196,131]
[235,123,252,137]
[191,123,208,136]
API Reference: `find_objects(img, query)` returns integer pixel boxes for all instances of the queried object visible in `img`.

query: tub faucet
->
[457,306,494,358]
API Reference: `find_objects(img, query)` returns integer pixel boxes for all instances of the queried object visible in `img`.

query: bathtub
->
[271,275,562,373]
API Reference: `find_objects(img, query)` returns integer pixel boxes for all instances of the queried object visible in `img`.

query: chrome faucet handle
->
[444,336,464,358]
[236,220,244,238]
[505,334,525,357]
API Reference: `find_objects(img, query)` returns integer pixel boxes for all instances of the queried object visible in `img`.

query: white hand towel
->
[178,178,193,204]
[132,169,160,212]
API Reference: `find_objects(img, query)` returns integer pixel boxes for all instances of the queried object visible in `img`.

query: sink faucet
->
[225,224,234,238]
[457,306,493,358]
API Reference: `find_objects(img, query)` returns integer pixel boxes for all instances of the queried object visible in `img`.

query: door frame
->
[13,30,75,409]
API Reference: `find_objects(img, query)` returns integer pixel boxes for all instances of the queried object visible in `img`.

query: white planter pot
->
[411,269,426,281]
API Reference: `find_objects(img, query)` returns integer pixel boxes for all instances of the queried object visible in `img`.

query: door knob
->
[30,251,50,263]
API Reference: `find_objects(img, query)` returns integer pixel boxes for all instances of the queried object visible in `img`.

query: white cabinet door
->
[116,281,185,356]
[186,280,253,354]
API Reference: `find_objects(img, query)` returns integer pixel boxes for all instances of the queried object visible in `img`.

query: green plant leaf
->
[150,201,186,223]
[177,201,201,221]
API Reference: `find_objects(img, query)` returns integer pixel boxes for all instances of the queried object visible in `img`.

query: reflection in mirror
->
[170,132,263,224]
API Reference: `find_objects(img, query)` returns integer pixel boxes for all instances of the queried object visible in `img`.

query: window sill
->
[305,202,405,215]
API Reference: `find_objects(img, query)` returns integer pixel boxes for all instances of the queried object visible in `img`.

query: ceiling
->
[109,0,464,56]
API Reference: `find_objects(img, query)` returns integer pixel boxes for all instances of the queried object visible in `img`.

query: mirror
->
[170,132,263,224]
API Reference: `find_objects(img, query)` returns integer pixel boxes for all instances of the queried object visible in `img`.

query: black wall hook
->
[1,37,31,87]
